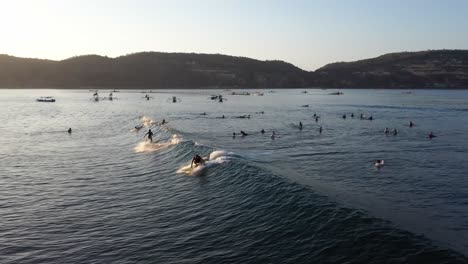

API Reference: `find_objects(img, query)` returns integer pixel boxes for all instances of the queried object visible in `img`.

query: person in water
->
[144,129,154,142]
[222,115,225,119]
[191,154,205,168]
[232,132,236,138]
[392,129,398,135]
[241,130,248,136]
[360,113,364,119]
[384,128,389,134]
[162,119,167,125]
[271,131,276,139]
[67,128,72,134]
[409,121,414,127]
[315,117,319,122]
[299,122,303,129]
[429,131,436,139]
[261,129,265,134]
[351,113,355,118]
[342,114,347,119]
[369,116,373,120]
[319,126,322,134]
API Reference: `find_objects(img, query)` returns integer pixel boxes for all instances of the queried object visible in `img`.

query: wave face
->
[1,89,468,263]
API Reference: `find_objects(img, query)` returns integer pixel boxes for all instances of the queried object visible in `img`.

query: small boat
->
[36,96,56,102]
[231,92,250,96]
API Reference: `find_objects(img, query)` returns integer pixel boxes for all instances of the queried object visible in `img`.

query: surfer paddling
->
[191,154,205,168]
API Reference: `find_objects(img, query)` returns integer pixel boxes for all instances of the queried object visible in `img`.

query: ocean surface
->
[1,89,468,264]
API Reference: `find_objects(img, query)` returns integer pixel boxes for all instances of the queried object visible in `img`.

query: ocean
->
[1,89,468,263]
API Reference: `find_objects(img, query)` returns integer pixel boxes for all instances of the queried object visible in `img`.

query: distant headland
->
[1,50,468,89]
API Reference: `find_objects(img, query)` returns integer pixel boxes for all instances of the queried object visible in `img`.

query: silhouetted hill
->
[314,50,468,88]
[1,50,468,88]
[0,52,308,88]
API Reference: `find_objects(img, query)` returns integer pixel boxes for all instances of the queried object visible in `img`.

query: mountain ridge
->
[1,50,468,88]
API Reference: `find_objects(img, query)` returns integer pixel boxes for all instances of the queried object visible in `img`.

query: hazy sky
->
[1,0,467,70]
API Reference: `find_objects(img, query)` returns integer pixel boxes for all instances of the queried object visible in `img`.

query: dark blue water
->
[1,89,468,263]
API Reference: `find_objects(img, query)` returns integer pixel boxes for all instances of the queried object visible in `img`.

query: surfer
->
[409,121,414,127]
[261,129,265,134]
[67,128,72,134]
[299,122,303,129]
[375,160,384,168]
[191,154,205,168]
[360,113,364,119]
[144,129,154,143]
[392,129,398,135]
[240,130,248,136]
[315,117,319,122]
[162,119,167,125]
[233,132,236,138]
[384,128,389,134]
[319,126,322,134]
[369,115,373,120]
[429,131,436,139]
[271,131,276,139]
[351,113,355,118]
[342,114,347,119]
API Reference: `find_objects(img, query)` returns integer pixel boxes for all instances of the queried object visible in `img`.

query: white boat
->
[36,96,56,102]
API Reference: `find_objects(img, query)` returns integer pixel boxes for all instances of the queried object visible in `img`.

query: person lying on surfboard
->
[191,154,205,168]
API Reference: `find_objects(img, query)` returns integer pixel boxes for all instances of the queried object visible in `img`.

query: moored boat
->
[36,96,56,102]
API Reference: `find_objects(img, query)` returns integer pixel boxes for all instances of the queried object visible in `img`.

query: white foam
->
[141,116,156,127]
[134,134,182,153]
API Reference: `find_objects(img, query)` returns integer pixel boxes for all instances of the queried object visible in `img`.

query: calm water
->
[1,89,468,263]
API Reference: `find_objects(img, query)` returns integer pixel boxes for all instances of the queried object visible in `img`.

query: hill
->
[314,50,468,88]
[0,52,308,88]
[1,50,468,88]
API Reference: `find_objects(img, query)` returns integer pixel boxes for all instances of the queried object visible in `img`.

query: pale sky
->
[0,0,467,70]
